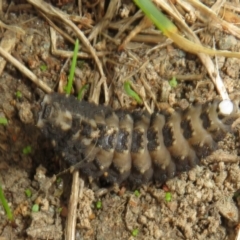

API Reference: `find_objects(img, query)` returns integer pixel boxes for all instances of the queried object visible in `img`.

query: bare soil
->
[1,0,240,239]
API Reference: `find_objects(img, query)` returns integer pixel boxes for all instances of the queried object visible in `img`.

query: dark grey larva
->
[37,93,240,186]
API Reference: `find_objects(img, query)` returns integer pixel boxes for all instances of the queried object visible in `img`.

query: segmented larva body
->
[37,93,240,186]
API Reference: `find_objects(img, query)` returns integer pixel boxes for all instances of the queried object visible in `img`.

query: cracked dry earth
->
[1,1,240,240]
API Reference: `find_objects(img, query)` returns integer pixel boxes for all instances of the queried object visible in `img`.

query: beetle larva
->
[37,93,240,186]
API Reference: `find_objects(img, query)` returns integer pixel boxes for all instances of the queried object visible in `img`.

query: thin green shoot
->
[169,77,178,88]
[0,184,13,221]
[77,84,89,100]
[25,189,32,198]
[0,117,8,126]
[96,200,102,209]
[15,90,22,99]
[32,204,39,212]
[165,192,172,202]
[40,64,47,71]
[22,145,32,155]
[65,39,79,95]
[133,0,177,35]
[134,190,140,197]
[131,228,139,237]
[124,81,142,104]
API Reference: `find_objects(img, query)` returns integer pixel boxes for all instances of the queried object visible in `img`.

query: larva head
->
[37,94,73,132]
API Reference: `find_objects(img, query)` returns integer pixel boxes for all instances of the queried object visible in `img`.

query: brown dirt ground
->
[1,0,240,239]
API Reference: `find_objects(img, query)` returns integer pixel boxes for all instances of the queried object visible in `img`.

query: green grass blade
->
[133,0,177,35]
[0,117,8,126]
[124,81,142,104]
[77,84,89,100]
[65,39,79,95]
[0,184,13,221]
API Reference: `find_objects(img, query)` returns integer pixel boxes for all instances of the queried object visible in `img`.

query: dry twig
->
[50,27,109,59]
[119,16,152,50]
[0,46,52,93]
[88,0,119,41]
[184,0,240,39]
[65,171,80,240]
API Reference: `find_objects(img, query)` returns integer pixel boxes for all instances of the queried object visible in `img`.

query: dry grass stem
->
[78,0,82,17]
[224,2,240,13]
[69,15,94,29]
[0,20,25,34]
[119,16,152,50]
[0,30,18,75]
[211,0,226,13]
[50,27,108,59]
[114,10,143,39]
[52,46,108,59]
[121,60,149,83]
[170,74,204,81]
[219,8,240,23]
[3,3,32,12]
[0,46,52,93]
[146,38,173,55]
[184,0,240,39]
[65,171,79,240]
[88,71,102,104]
[140,74,157,110]
[41,12,76,45]
[132,34,166,44]
[88,0,119,41]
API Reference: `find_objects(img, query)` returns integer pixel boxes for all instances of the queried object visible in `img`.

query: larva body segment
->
[162,111,199,172]
[147,113,175,182]
[37,93,240,186]
[200,101,231,141]
[181,104,216,158]
[109,112,133,183]
[130,111,153,184]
